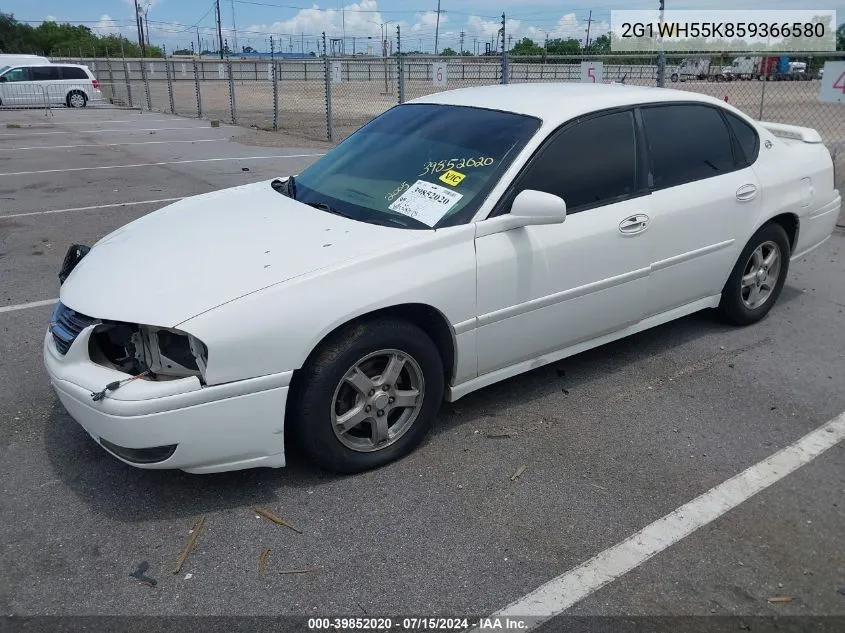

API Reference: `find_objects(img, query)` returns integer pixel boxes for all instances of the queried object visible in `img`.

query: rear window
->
[31,66,61,81]
[724,111,760,167]
[60,67,89,80]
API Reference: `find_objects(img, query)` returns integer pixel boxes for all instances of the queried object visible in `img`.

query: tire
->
[67,91,87,108]
[670,73,679,83]
[289,318,445,474]
[718,223,791,326]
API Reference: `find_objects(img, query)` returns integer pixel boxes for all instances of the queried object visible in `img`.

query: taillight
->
[92,79,99,89]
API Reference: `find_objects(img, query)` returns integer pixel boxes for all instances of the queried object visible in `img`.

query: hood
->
[60,180,426,326]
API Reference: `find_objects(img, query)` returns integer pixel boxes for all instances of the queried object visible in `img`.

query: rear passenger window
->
[60,67,88,80]
[31,66,61,81]
[641,104,736,190]
[724,111,759,167]
[513,110,638,212]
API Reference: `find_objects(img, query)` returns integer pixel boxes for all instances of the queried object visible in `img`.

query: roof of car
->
[408,82,729,124]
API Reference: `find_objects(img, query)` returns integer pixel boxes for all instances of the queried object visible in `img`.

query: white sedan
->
[44,83,841,474]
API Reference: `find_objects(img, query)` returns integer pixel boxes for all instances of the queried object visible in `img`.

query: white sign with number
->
[218,63,225,79]
[148,62,155,76]
[819,61,845,104]
[432,62,447,88]
[388,180,463,227]
[580,61,603,84]
[267,63,274,81]
[181,63,187,76]
[331,61,342,83]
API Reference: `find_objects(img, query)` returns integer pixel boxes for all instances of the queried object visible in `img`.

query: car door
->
[30,65,62,105]
[638,103,763,317]
[474,108,653,376]
[0,66,32,105]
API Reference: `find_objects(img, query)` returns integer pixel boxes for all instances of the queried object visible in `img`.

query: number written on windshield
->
[419,157,494,176]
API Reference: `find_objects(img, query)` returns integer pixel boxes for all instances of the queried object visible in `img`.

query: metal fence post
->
[273,62,280,131]
[397,25,405,104]
[123,58,133,108]
[165,57,175,114]
[193,58,203,118]
[758,79,766,120]
[324,56,334,142]
[141,60,152,110]
[227,57,237,125]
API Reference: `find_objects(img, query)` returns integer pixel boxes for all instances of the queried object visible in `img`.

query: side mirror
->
[510,189,567,225]
[477,189,567,236]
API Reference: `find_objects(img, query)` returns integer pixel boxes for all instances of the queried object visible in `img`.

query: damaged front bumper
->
[43,324,291,474]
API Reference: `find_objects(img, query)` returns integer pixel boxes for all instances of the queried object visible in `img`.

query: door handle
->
[736,184,758,201]
[619,214,650,235]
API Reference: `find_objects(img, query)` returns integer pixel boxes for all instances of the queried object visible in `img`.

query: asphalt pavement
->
[0,106,843,627]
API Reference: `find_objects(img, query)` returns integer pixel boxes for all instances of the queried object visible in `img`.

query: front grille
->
[50,302,98,355]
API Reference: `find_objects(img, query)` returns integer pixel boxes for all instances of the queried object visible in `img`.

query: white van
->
[0,54,51,68]
[0,64,103,108]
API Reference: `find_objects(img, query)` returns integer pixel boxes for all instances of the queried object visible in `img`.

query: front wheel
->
[67,91,87,108]
[289,318,445,474]
[718,223,791,326]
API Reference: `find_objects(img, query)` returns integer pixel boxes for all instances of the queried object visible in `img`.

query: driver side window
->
[2,67,30,82]
[501,110,639,215]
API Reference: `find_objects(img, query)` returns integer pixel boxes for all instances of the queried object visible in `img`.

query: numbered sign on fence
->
[432,62,447,88]
[218,64,225,79]
[580,61,603,84]
[331,61,342,83]
[819,61,845,104]
[126,62,132,72]
[181,63,187,76]
[267,63,274,81]
[148,62,155,76]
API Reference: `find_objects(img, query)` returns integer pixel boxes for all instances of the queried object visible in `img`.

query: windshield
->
[291,103,541,229]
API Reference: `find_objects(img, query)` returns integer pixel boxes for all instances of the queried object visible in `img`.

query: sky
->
[4,0,844,55]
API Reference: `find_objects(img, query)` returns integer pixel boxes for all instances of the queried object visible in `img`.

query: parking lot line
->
[0,126,215,137]
[0,139,227,152]
[2,197,186,220]
[479,410,845,630]
[0,153,325,177]
[0,298,57,314]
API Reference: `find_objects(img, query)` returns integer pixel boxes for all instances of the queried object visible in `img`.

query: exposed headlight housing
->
[89,322,208,383]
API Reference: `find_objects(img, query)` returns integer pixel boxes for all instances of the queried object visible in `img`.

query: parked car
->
[44,83,842,475]
[0,54,51,68]
[0,63,102,108]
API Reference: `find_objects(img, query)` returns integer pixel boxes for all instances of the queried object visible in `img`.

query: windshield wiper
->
[306,201,355,220]
[271,175,296,199]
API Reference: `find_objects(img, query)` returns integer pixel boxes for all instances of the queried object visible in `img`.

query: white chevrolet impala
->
[44,83,841,474]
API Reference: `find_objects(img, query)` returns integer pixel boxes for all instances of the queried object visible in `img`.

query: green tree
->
[512,37,544,56]
[440,47,457,56]
[546,38,581,55]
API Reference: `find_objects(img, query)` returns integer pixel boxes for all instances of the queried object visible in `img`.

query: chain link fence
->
[44,52,845,192]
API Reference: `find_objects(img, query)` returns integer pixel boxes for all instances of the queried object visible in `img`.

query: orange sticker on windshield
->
[439,169,466,187]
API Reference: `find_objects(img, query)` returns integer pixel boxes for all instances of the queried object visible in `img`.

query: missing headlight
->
[89,322,208,382]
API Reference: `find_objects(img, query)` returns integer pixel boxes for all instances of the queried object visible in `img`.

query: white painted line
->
[0,153,325,177]
[7,118,207,126]
[476,411,845,631]
[0,139,227,152]
[0,298,57,314]
[2,197,185,220]
[0,126,215,137]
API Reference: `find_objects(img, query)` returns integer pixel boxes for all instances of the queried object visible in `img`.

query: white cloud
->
[91,14,121,35]
[45,15,57,22]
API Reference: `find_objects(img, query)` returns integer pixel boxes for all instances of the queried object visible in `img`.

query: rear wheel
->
[289,318,445,474]
[718,223,790,326]
[67,91,87,108]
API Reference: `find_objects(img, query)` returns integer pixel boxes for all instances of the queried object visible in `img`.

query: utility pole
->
[197,27,201,55]
[585,10,593,50]
[434,0,442,55]
[134,0,147,57]
[341,1,346,55]
[215,0,224,59]
[230,0,238,52]
[145,9,151,50]
[460,30,465,55]
[657,0,666,87]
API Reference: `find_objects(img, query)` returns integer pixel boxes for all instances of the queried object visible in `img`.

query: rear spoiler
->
[759,121,823,144]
